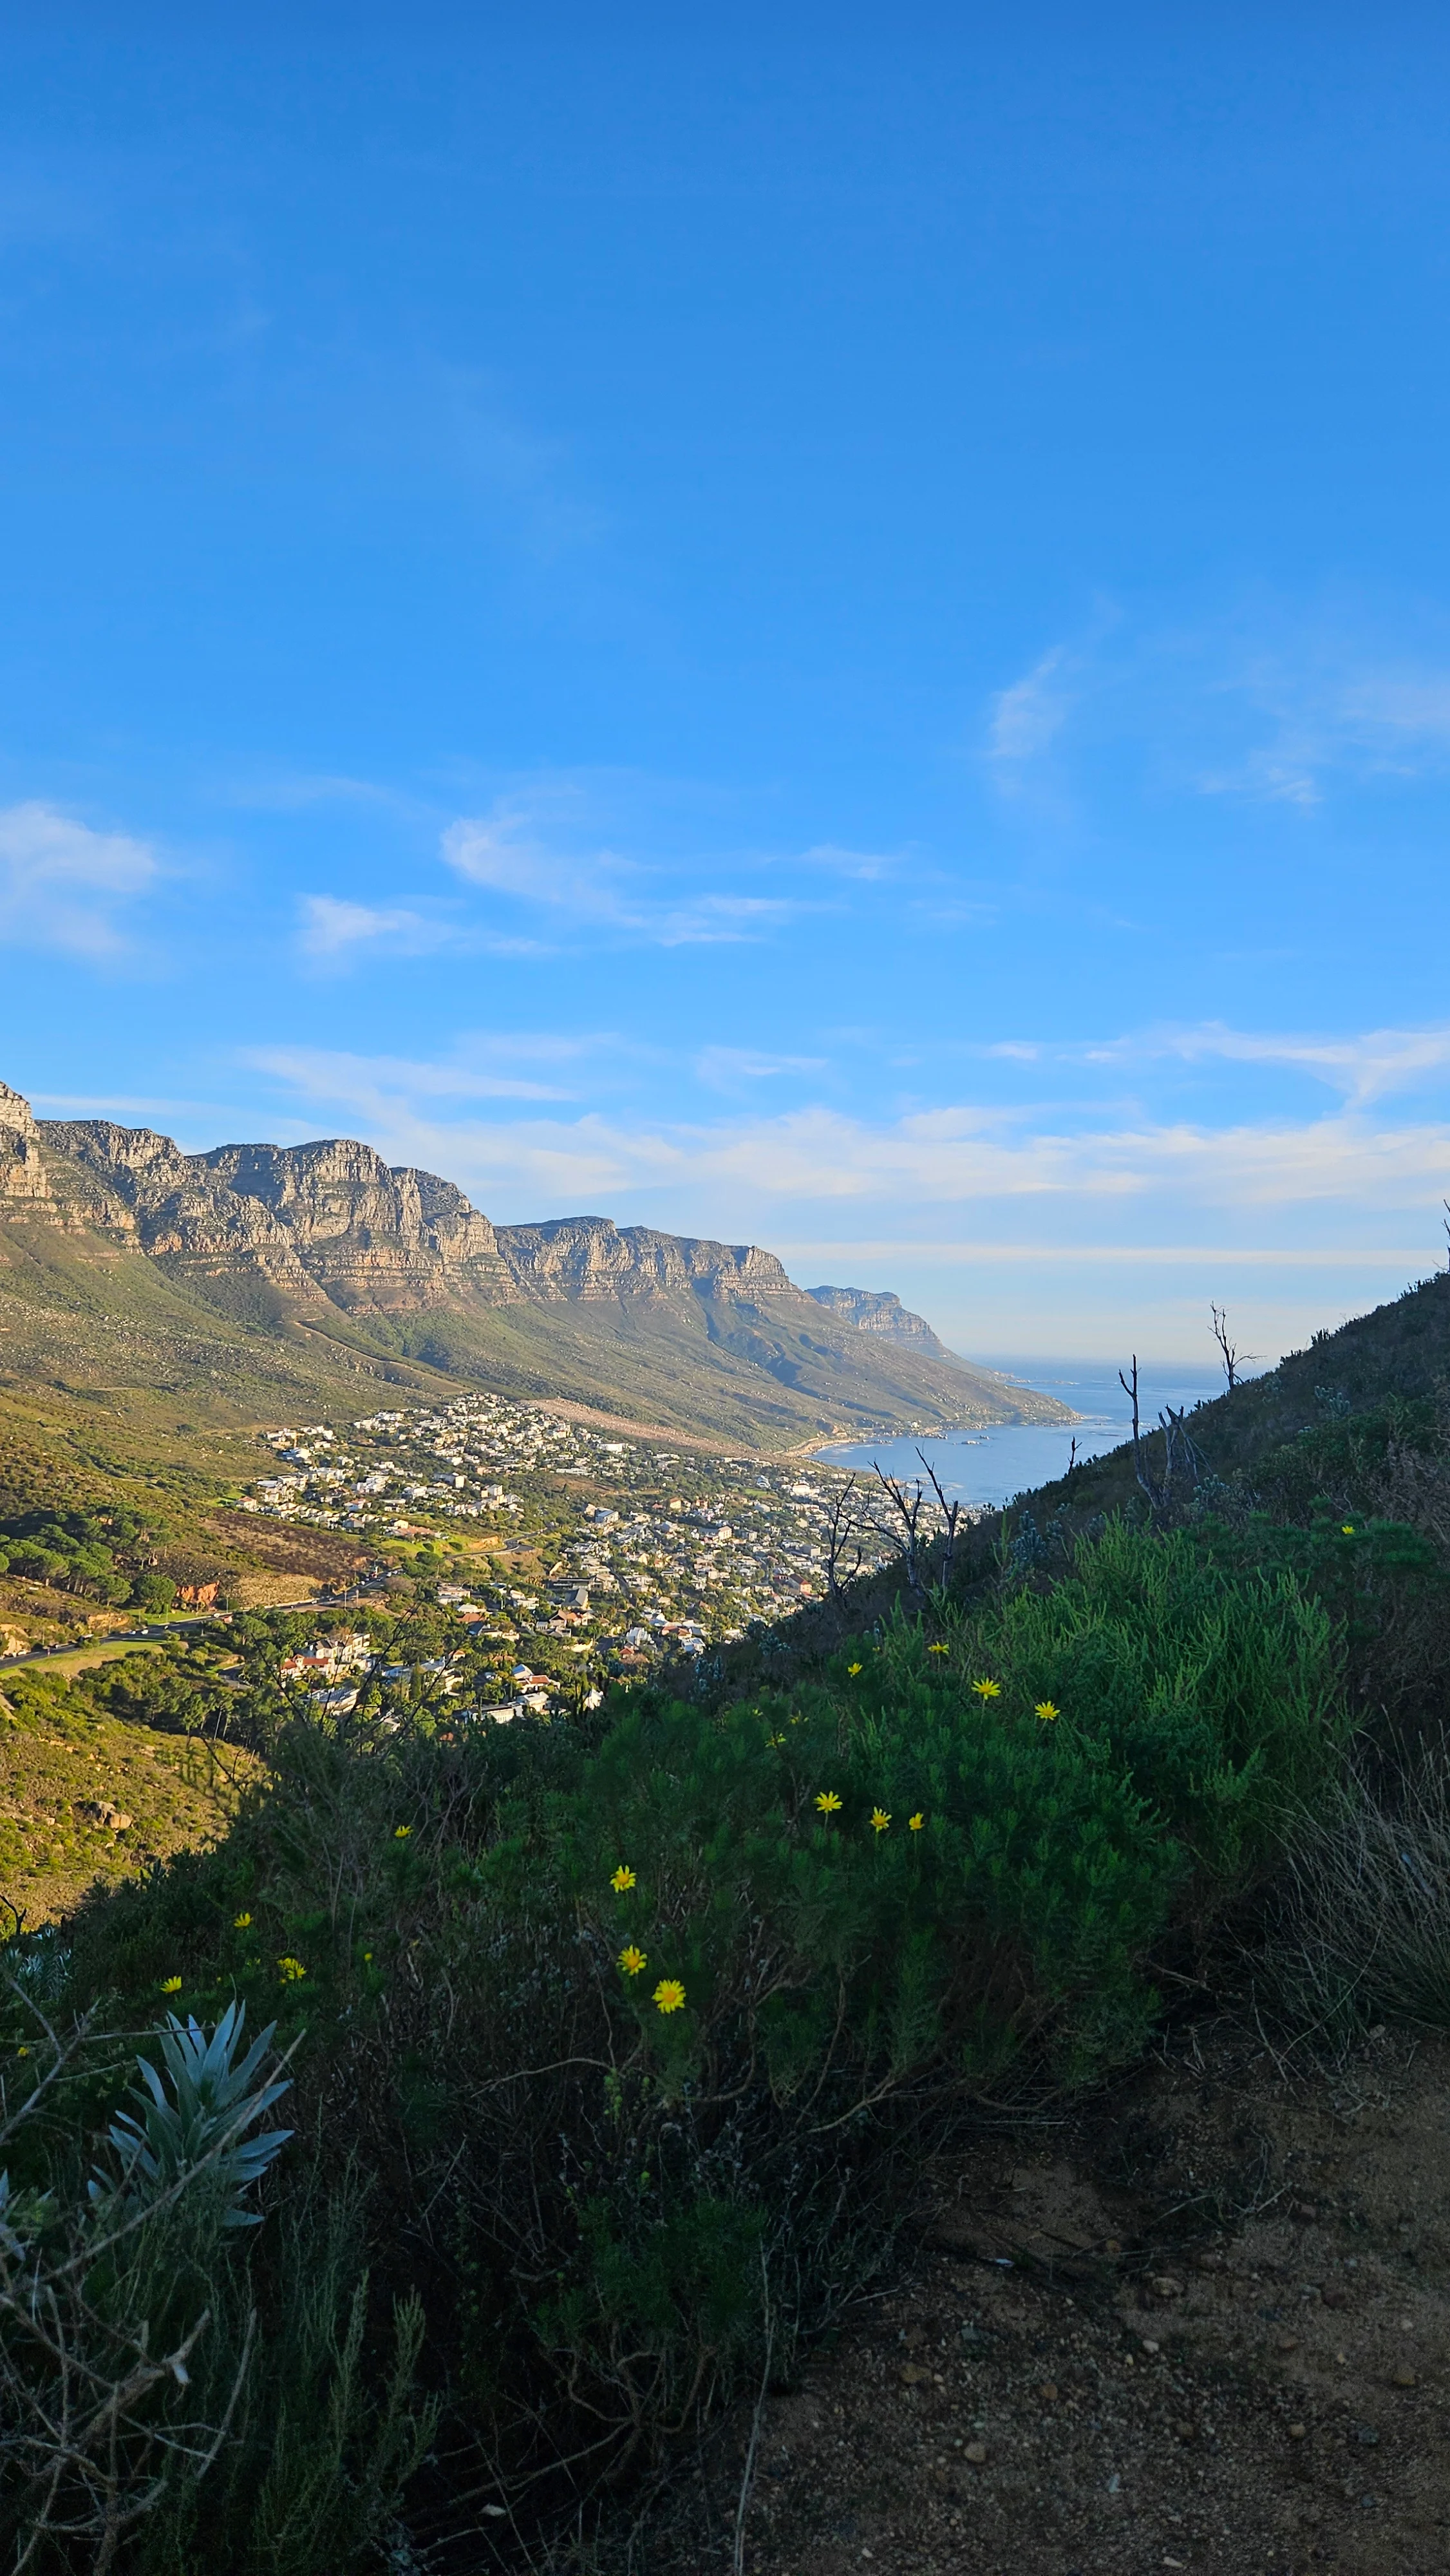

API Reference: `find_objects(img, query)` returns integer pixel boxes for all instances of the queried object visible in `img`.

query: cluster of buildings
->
[237,1391,898,1660]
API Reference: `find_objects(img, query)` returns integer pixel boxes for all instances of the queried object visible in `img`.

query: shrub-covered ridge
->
[0,1520,1351,2565]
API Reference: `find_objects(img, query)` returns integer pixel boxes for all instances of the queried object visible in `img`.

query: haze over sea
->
[820,1358,1234,1508]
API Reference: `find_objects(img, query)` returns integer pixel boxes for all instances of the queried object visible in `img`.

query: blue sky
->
[5,4,1450,1360]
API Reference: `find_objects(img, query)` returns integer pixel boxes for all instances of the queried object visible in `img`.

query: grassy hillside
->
[0,1660,261,1927]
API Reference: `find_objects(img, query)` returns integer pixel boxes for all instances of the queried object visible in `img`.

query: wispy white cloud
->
[299,896,453,960]
[440,800,798,946]
[297,893,549,965]
[796,841,902,882]
[694,1045,829,1092]
[987,648,1072,769]
[981,604,1450,813]
[1092,1018,1450,1106]
[245,1039,589,1112]
[0,801,157,958]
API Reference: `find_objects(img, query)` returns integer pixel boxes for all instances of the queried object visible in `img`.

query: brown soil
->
[203,1511,373,1580]
[663,2023,1450,2575]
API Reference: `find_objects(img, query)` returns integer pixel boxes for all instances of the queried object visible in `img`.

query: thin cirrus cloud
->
[245,1040,594,1114]
[693,1045,829,1092]
[296,892,548,965]
[296,793,882,973]
[986,647,1073,771]
[0,800,157,958]
[440,804,798,947]
[1088,1018,1450,1108]
[983,607,1450,813]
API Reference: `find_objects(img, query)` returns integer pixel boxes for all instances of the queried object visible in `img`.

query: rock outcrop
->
[39,1121,511,1310]
[806,1284,961,1363]
[496,1217,795,1303]
[0,1081,51,1204]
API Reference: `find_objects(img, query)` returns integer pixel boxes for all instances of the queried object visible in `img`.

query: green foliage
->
[0,1504,157,1605]
[86,1645,232,1737]
[92,2002,293,2230]
[1196,1504,1447,1719]
[46,1519,1345,2526]
[0,2005,431,2575]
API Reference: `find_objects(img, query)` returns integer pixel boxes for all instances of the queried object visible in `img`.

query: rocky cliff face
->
[10,1083,962,1346]
[807,1283,959,1361]
[34,1117,511,1311]
[0,1082,50,1204]
[496,1217,795,1303]
[201,1141,510,1309]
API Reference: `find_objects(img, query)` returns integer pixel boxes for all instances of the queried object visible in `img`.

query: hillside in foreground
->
[7,1254,1450,2571]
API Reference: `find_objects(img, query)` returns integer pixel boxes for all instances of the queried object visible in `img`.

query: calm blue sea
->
[816,1357,1243,1510]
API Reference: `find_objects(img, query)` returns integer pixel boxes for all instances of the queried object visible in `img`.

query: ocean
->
[815,1356,1243,1511]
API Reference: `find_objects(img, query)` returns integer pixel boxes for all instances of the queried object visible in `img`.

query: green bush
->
[0,2000,433,2575]
[39,1520,1344,2530]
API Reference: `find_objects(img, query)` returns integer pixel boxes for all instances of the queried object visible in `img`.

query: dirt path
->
[659,2023,1450,2575]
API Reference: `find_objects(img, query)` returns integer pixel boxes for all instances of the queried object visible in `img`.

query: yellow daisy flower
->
[847,1662,863,1676]
[277,1956,306,1984]
[393,1824,412,1839]
[971,1677,1002,1700]
[619,1944,648,1976]
[814,1789,843,1815]
[928,1642,949,1657]
[232,1911,252,1929]
[159,1976,182,1994]
[1035,1701,1060,1723]
[610,1865,637,1892]
[653,1978,686,2014]
[908,1812,925,1832]
[1341,1523,1355,1536]
[871,1807,891,1833]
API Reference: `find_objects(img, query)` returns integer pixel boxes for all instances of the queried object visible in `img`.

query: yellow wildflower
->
[1035,1701,1060,1723]
[653,1978,686,2014]
[847,1662,863,1676]
[928,1642,949,1657]
[1341,1523,1355,1536]
[393,1824,412,1839]
[619,1944,648,1976]
[814,1790,843,1815]
[276,1956,306,1984]
[971,1677,1002,1700]
[908,1812,925,1832]
[610,1865,637,1893]
[871,1806,891,1833]
[159,1976,182,1994]
[232,1911,252,1929]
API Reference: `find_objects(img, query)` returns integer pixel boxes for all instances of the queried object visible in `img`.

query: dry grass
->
[1265,1739,1450,2038]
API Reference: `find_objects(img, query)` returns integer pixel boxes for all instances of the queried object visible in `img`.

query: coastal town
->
[237,1391,906,1694]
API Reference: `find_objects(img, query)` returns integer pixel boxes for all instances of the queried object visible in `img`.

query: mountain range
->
[0,1080,1070,1463]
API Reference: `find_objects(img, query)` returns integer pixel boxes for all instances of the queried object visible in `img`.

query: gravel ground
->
[641,2022,1450,2576]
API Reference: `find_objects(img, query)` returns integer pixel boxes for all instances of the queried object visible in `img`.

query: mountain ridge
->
[0,1084,1073,1456]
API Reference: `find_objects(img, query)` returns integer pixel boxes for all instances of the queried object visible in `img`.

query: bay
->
[816,1356,1247,1511]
